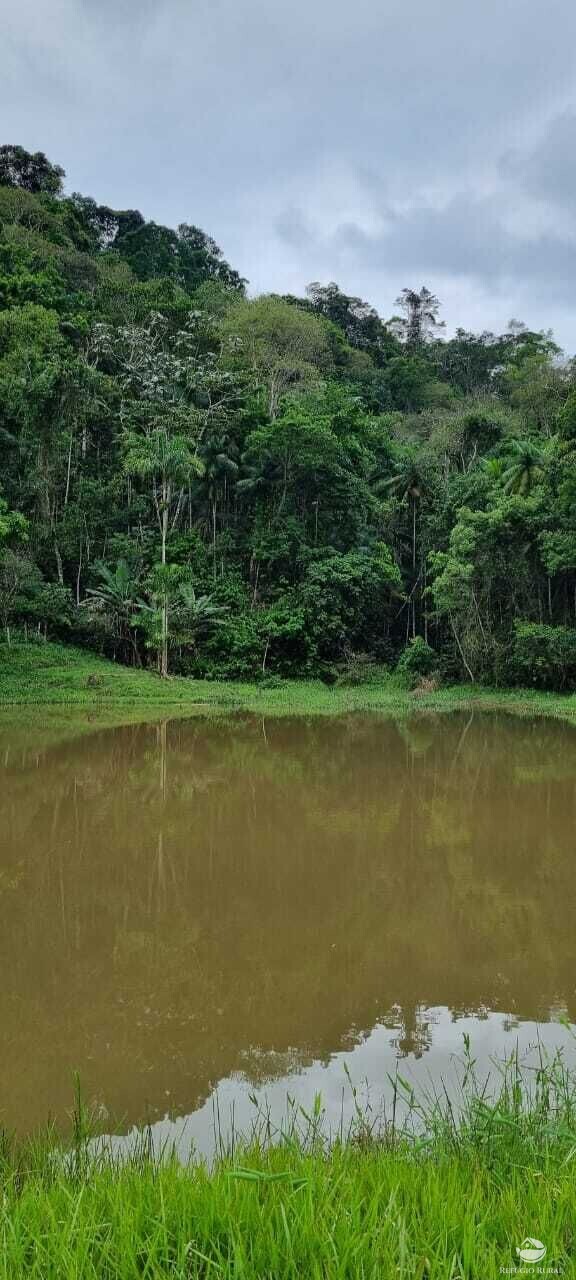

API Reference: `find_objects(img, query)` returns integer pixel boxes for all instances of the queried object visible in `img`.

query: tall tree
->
[0,145,65,195]
[222,296,334,418]
[392,287,445,347]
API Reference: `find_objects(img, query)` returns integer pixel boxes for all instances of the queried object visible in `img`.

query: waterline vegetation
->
[3,641,576,783]
[2,641,576,726]
[2,1046,576,1278]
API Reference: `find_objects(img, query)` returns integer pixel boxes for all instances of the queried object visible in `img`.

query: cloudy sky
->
[3,0,576,348]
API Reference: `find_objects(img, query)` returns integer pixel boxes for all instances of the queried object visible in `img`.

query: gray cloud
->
[2,0,576,347]
[502,109,576,211]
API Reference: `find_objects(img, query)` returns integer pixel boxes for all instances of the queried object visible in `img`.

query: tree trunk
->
[212,497,217,580]
[160,480,169,678]
[54,539,64,586]
[64,430,74,508]
[76,538,83,607]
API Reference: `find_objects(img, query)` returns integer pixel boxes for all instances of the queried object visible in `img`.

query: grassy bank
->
[2,1053,576,1278]
[2,640,576,723]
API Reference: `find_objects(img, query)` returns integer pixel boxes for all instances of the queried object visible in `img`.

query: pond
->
[1,710,576,1156]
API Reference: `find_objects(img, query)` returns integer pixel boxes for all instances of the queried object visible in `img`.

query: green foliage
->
[114,219,245,293]
[557,390,576,441]
[221,294,335,417]
[501,438,549,495]
[0,495,27,545]
[0,551,73,636]
[300,548,400,662]
[511,622,576,690]
[3,640,576,721]
[379,353,433,410]
[0,242,70,310]
[1,1049,576,1278]
[1,143,576,689]
[0,143,65,195]
[396,636,437,683]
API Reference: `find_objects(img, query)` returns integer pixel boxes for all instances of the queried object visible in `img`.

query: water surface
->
[2,711,576,1153]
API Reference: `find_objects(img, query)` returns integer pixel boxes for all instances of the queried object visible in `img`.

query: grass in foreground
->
[2,1050,576,1277]
[1,640,576,726]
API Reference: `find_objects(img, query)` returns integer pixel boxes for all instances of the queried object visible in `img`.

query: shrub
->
[335,651,381,687]
[258,673,284,689]
[510,621,576,691]
[396,636,437,685]
[410,675,440,697]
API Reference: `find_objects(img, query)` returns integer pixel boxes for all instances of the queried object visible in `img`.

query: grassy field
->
[2,640,576,725]
[1,1053,576,1278]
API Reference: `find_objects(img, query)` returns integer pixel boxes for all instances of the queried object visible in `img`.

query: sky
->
[3,0,576,349]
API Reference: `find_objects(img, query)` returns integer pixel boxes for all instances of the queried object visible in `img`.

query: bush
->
[181,597,316,680]
[510,621,576,691]
[258,673,284,689]
[410,675,440,697]
[335,651,381,687]
[396,636,437,685]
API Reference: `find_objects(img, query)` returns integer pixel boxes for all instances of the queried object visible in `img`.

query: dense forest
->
[1,143,576,689]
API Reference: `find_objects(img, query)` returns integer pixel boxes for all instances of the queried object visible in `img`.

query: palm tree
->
[174,583,229,645]
[483,457,506,484]
[393,286,445,347]
[379,459,426,570]
[376,457,428,640]
[197,430,240,578]
[123,426,204,676]
[85,560,146,664]
[501,440,548,496]
[131,581,228,666]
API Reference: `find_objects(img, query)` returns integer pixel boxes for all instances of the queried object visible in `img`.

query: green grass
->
[2,640,576,727]
[2,1050,576,1277]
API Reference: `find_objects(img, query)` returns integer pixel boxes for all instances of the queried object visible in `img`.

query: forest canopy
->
[1,143,576,689]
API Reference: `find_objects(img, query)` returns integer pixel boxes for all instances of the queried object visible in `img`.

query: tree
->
[110,216,245,292]
[132,574,228,668]
[430,497,546,682]
[123,429,203,676]
[392,287,445,347]
[84,560,146,664]
[91,316,209,675]
[305,281,397,364]
[171,583,229,648]
[501,440,548,496]
[0,496,27,548]
[1,147,576,690]
[0,497,29,642]
[0,145,65,195]
[500,352,567,436]
[300,548,401,661]
[69,194,127,248]
[379,354,434,411]
[0,303,102,585]
[221,296,334,418]
[381,457,427,570]
[432,328,505,394]
[557,390,576,442]
[196,427,240,578]
[176,224,245,293]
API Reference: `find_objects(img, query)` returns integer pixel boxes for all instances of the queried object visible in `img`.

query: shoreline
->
[2,1053,575,1277]
[2,640,576,724]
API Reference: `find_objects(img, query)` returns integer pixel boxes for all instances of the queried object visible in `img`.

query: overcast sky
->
[3,0,576,349]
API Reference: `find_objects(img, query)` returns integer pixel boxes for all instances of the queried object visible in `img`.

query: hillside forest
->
[1,144,576,689]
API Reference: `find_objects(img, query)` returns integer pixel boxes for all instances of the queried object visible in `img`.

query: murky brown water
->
[1,711,576,1153]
